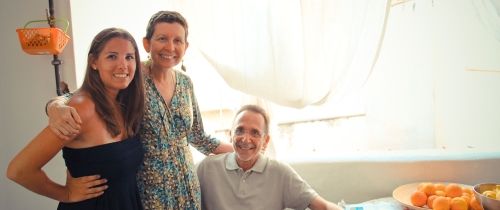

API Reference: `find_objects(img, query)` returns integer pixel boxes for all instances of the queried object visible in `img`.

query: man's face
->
[231,110,269,166]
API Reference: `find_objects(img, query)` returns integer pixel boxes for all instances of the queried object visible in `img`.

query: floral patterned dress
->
[137,69,220,210]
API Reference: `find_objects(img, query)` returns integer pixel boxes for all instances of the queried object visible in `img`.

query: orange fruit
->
[410,190,427,207]
[461,192,471,198]
[435,190,446,197]
[462,187,473,196]
[433,196,451,210]
[469,196,483,210]
[419,182,436,196]
[435,183,446,191]
[450,197,468,210]
[445,183,463,198]
[460,195,470,206]
[417,182,426,190]
[427,195,438,208]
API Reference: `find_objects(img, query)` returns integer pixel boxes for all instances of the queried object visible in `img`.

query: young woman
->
[7,28,145,210]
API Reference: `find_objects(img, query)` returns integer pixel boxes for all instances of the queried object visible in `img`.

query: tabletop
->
[341,197,407,210]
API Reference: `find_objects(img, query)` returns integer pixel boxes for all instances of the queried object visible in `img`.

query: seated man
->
[197,104,342,210]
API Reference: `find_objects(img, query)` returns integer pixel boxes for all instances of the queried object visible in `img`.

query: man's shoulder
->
[265,156,287,166]
[265,158,297,173]
[199,153,228,166]
[197,153,229,179]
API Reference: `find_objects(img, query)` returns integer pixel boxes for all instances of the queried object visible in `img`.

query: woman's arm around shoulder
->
[213,141,234,154]
[46,92,83,140]
[65,92,94,124]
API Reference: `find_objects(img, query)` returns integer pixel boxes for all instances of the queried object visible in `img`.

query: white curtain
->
[182,0,389,108]
[473,0,500,42]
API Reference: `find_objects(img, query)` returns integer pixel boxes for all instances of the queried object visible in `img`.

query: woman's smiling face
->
[143,22,188,70]
[92,37,136,97]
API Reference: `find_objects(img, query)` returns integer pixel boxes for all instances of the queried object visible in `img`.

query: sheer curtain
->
[67,0,500,158]
[181,0,390,108]
[473,0,500,42]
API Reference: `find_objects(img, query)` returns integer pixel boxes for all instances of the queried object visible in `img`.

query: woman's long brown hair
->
[81,28,145,138]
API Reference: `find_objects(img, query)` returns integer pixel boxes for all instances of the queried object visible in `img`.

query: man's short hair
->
[234,104,270,134]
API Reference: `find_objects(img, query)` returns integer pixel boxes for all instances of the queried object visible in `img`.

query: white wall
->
[0,0,74,209]
[291,151,500,203]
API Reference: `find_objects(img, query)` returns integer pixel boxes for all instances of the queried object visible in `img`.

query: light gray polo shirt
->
[197,153,318,210]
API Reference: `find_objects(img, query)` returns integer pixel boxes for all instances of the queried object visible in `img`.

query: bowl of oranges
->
[393,182,482,210]
[473,183,500,210]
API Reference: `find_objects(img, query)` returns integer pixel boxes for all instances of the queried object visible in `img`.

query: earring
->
[181,60,186,72]
[145,54,152,66]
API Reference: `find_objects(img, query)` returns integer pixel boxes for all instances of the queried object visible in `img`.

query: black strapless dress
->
[57,136,144,210]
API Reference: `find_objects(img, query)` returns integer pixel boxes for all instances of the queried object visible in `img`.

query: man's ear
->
[228,130,234,143]
[262,135,270,152]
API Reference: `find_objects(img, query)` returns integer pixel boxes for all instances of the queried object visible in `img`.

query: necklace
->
[149,65,175,90]
[147,64,175,97]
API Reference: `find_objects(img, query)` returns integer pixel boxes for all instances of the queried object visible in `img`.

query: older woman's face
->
[144,22,188,70]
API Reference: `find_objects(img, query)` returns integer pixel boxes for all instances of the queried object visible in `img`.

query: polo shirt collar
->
[226,152,268,173]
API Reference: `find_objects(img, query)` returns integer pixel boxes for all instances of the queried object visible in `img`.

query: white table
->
[341,197,407,210]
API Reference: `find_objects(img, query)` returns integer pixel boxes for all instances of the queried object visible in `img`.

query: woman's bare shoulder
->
[67,91,95,121]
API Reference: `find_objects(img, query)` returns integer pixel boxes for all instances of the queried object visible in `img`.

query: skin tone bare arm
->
[6,127,106,202]
[309,195,343,210]
[213,141,234,154]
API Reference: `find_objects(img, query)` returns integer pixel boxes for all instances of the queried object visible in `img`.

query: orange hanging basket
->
[16,19,70,55]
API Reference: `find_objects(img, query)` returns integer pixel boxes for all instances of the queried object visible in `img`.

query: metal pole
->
[48,0,63,96]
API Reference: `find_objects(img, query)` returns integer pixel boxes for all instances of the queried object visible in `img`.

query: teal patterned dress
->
[137,69,220,210]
